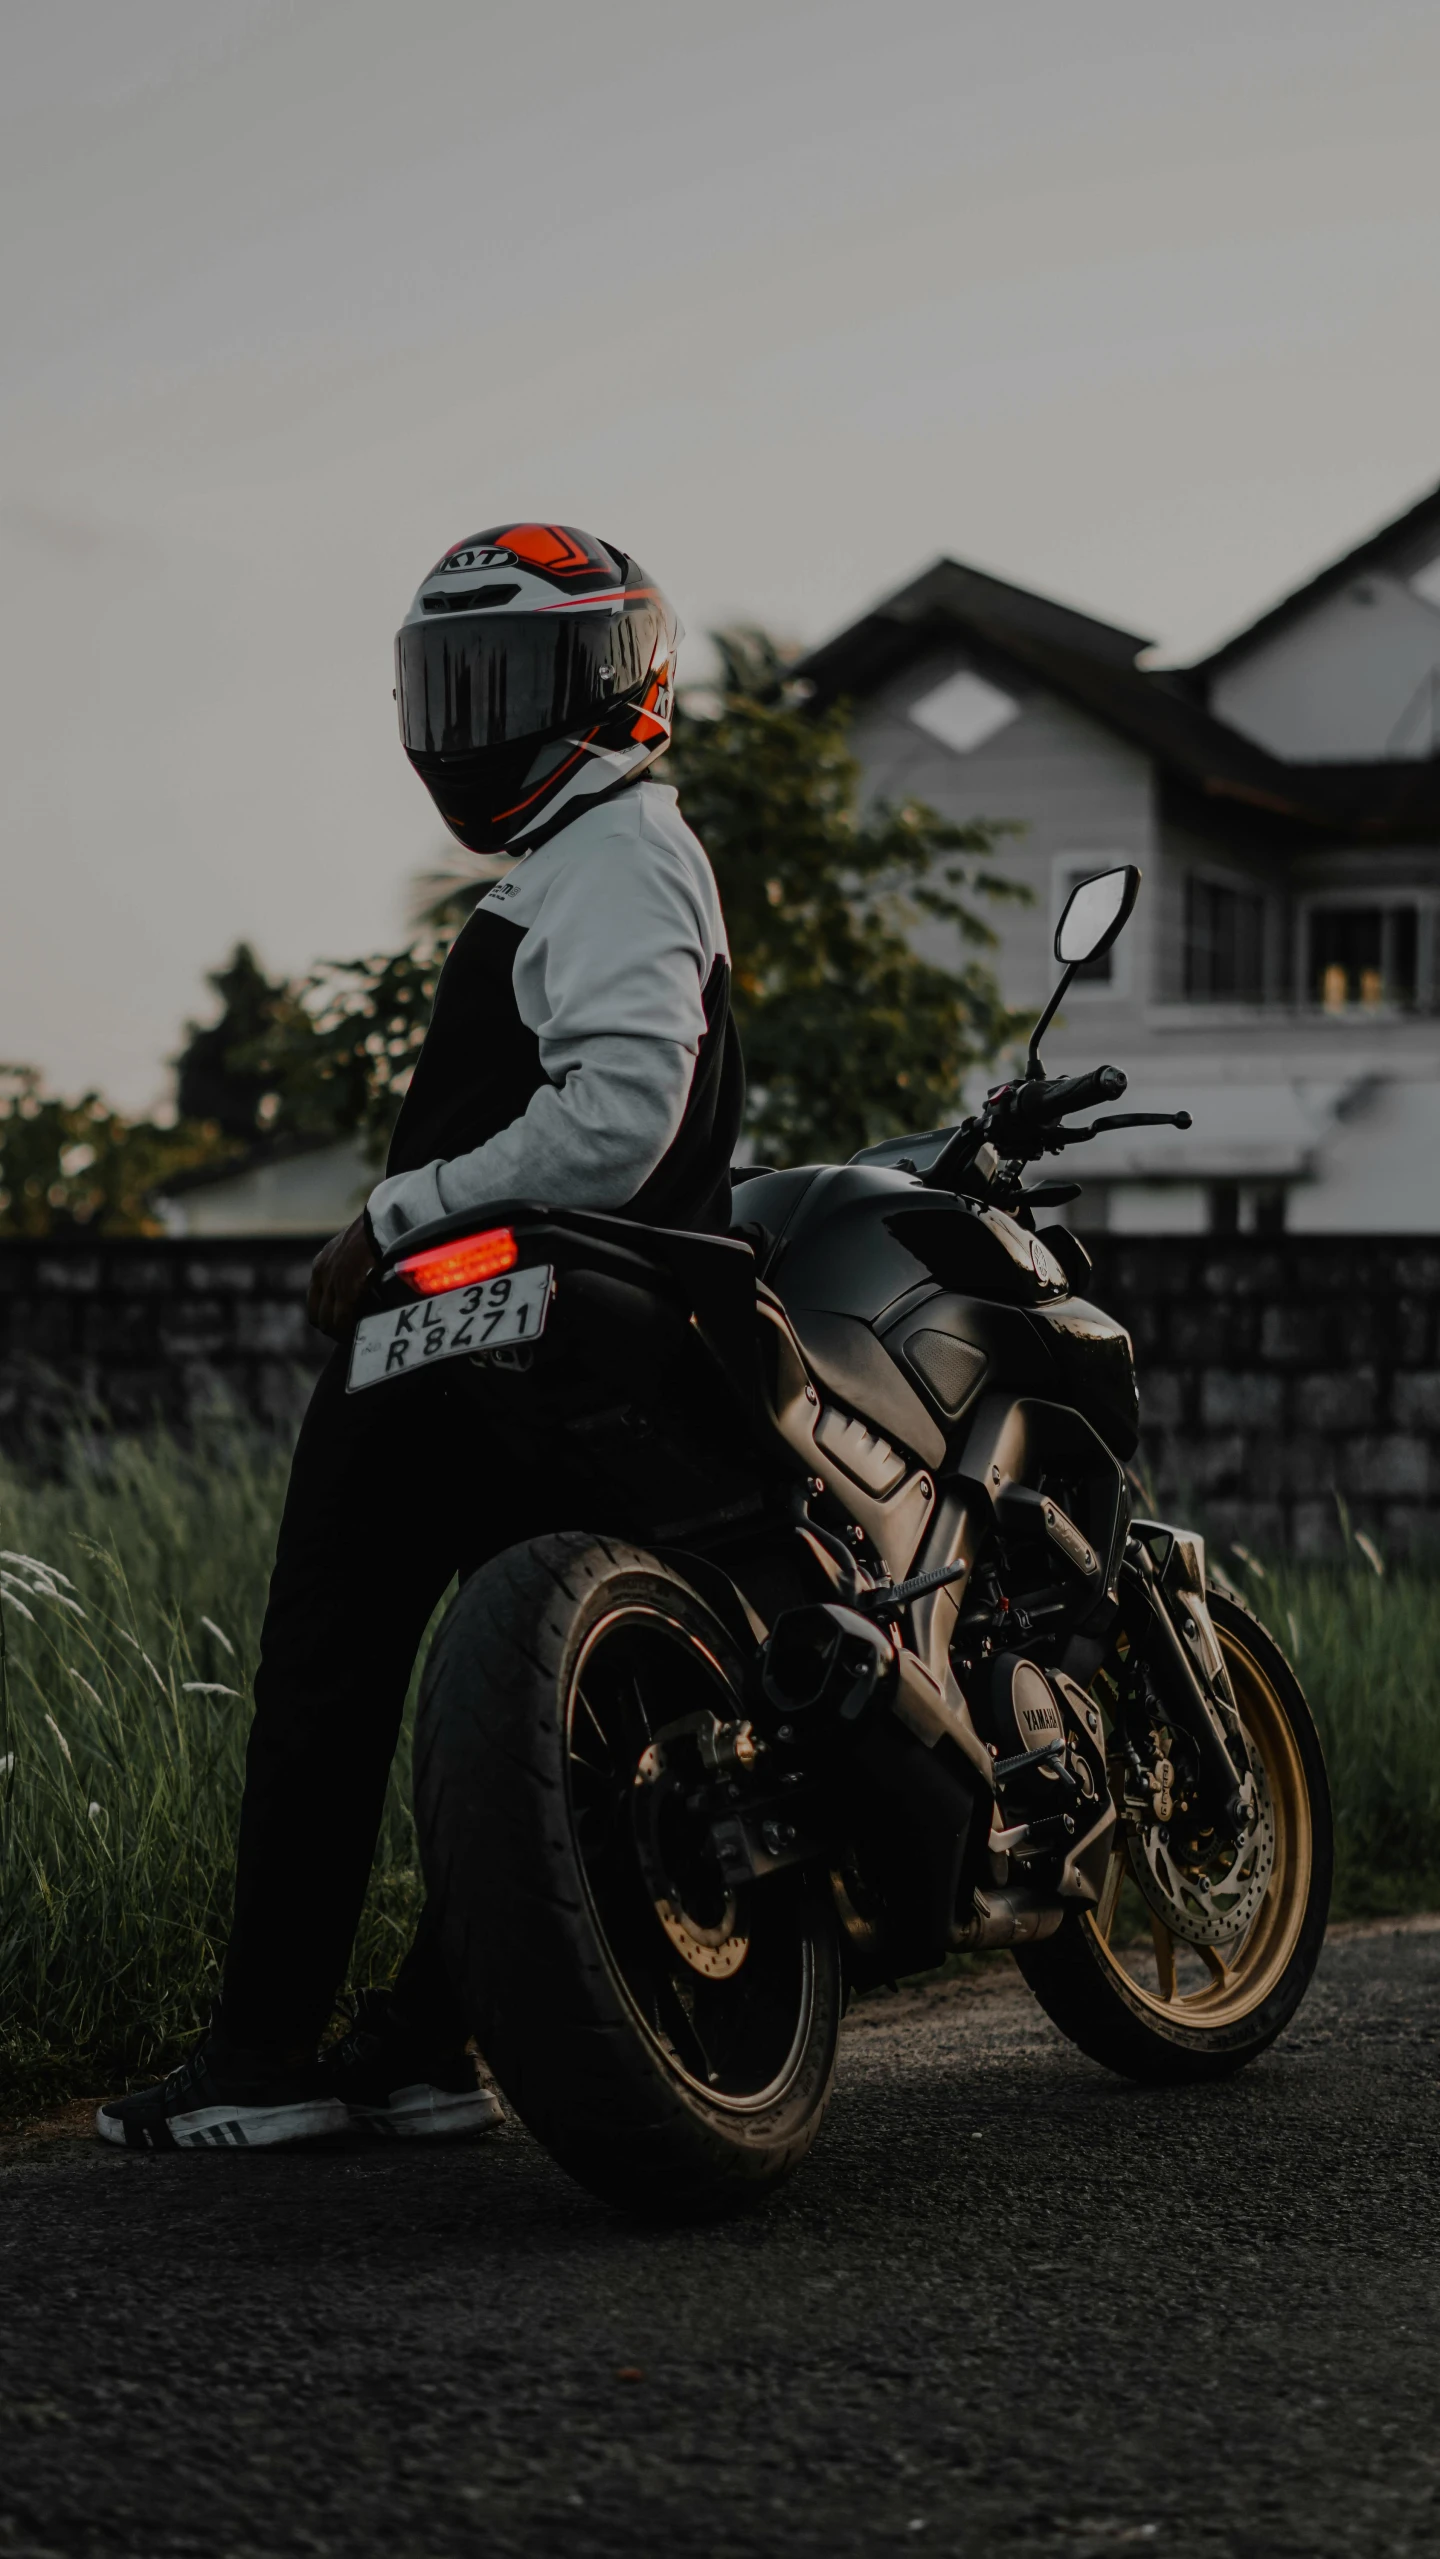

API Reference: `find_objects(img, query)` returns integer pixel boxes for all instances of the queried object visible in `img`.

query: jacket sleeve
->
[365,824,715,1251]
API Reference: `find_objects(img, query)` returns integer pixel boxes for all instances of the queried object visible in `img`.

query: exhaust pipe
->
[950,1886,1065,1950]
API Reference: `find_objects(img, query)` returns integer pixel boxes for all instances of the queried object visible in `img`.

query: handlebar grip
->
[1013,1064,1128,1124]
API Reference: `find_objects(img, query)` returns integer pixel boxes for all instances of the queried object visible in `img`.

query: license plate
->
[347,1265,553,1393]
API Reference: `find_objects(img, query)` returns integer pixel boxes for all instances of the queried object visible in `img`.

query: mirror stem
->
[1025,961,1076,1078]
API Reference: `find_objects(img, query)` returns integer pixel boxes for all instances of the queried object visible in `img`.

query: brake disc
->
[653,1892,750,1980]
[1127,1739,1276,1948]
[633,1729,751,1980]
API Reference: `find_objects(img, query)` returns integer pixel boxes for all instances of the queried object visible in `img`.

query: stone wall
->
[1,1233,1436,1556]
[1084,1233,1440,1558]
[0,1238,330,1439]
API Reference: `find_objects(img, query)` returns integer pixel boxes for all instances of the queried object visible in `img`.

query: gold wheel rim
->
[1085,1623,1312,2028]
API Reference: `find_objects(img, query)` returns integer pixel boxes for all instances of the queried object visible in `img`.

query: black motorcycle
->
[355,865,1332,2216]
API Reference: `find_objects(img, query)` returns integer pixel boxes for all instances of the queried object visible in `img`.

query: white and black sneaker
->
[97,2046,350,2151]
[326,1989,503,2141]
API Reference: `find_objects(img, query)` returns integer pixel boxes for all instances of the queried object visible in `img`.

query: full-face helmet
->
[395,523,681,852]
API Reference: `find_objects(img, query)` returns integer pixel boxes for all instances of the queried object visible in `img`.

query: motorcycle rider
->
[99,524,744,2150]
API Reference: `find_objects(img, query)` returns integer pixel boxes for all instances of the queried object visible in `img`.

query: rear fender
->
[373,1197,761,1415]
[372,1199,669,1310]
[650,1546,770,1654]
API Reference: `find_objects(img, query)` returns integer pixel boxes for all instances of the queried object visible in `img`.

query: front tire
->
[1016,1588,1333,2082]
[414,1533,842,2216]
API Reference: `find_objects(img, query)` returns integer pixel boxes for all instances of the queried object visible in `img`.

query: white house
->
[168,479,1440,1236]
[799,478,1440,1233]
[159,1134,374,1238]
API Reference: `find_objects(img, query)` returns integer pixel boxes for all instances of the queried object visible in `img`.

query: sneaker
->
[326,1989,503,2141]
[96,2045,350,2152]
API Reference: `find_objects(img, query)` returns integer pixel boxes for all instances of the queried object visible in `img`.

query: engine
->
[966,1652,1114,1898]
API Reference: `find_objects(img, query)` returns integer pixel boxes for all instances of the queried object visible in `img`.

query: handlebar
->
[1008,1064,1127,1126]
[927,1060,1160,1193]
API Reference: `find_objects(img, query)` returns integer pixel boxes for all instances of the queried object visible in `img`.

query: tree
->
[240,942,450,1163]
[175,934,435,1165]
[0,933,363,1237]
[173,943,307,1140]
[0,1067,234,1238]
[665,629,1031,1163]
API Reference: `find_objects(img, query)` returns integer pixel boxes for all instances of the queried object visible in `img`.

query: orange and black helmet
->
[396,523,681,852]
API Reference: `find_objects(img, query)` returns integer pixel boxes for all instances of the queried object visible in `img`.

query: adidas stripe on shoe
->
[96,2048,350,2152]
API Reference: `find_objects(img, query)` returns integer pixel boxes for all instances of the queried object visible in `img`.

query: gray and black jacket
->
[367,781,744,1251]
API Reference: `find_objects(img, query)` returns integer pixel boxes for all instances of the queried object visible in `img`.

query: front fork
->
[1117,1531,1249,1836]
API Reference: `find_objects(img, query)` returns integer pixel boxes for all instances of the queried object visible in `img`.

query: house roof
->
[794,554,1440,842]
[1189,475,1440,680]
[795,556,1152,693]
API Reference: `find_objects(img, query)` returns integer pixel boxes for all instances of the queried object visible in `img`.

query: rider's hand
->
[308,1214,379,1340]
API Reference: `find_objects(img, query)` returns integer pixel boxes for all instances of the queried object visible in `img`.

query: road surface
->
[2,1923,1437,2559]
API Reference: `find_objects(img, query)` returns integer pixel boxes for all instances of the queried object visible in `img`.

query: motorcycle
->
[356,864,1332,2215]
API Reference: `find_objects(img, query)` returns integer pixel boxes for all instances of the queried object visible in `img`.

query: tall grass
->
[1,1423,1437,2107]
[0,1421,422,2106]
[1223,1546,1440,1916]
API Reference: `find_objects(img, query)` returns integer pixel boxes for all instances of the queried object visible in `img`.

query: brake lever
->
[1090,1111,1192,1133]
[1044,1110,1192,1150]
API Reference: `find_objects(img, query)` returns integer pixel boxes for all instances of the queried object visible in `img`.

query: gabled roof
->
[796,557,1152,693]
[1190,475,1440,679]
[795,553,1440,842]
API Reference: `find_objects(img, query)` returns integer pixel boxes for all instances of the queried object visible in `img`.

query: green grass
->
[1220,1547,1440,1918]
[0,1420,423,2108]
[1,1425,1437,2107]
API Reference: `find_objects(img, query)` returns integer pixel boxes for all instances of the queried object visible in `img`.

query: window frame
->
[1296,890,1438,1015]
[1181,864,1269,1005]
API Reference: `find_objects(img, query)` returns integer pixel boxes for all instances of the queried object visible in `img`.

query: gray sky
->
[5,0,1440,1106]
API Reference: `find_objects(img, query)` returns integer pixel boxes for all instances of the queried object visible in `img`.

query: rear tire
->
[1016,1588,1332,2083]
[414,1532,842,2217]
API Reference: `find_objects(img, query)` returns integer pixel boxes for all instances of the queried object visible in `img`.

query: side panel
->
[880,1292,1061,1432]
[1024,1299,1139,1459]
[756,1301,936,1582]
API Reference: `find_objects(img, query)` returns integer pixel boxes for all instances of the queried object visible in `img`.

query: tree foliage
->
[665,629,1031,1163]
[238,943,449,1162]
[173,944,309,1141]
[0,1068,235,1238]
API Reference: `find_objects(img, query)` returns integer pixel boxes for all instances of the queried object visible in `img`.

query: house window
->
[908,669,1020,756]
[1308,906,1418,1009]
[1184,877,1266,1000]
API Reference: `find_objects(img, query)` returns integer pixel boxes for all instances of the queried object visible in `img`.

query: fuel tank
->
[733,1164,1138,1460]
[733,1164,1071,1323]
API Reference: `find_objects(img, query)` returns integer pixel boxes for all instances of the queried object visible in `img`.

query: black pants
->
[220,1350,554,2050]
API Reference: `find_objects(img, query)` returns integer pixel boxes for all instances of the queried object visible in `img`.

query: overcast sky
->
[5,0,1440,1105]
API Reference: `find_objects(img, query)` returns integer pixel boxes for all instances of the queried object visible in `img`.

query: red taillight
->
[395,1227,519,1295]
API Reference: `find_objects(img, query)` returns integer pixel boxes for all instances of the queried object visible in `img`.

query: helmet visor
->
[396,605,665,757]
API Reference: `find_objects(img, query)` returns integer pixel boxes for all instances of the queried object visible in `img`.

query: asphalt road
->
[2,1923,1437,2559]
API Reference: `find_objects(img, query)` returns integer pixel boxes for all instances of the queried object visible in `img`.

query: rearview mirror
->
[1055,865,1141,967]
